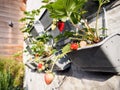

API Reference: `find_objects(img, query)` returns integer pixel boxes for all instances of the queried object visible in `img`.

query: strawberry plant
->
[20,0,110,85]
[42,0,87,24]
[20,8,41,33]
[42,0,109,43]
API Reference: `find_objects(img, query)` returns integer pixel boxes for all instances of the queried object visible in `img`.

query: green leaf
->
[70,12,80,24]
[24,11,31,16]
[62,44,71,54]
[42,0,87,24]
[65,0,76,13]
[19,18,26,22]
[42,0,50,3]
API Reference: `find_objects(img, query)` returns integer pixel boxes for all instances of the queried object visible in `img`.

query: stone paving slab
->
[24,64,120,90]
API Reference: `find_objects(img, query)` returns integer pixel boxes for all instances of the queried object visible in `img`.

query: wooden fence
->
[0,0,26,58]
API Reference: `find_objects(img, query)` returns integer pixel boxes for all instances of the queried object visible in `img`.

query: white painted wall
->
[26,0,42,11]
[26,0,46,20]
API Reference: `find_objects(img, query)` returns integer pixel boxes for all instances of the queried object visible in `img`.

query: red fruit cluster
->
[70,43,78,50]
[57,21,65,32]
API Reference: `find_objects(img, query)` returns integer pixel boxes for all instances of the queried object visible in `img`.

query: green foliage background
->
[0,57,24,90]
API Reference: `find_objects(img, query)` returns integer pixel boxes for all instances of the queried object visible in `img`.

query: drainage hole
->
[111,41,113,43]
[118,59,120,61]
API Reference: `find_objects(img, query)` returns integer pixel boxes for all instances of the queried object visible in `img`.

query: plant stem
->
[50,57,57,72]
[83,18,96,37]
[69,18,87,34]
[50,51,70,72]
[95,4,102,38]
[70,37,83,41]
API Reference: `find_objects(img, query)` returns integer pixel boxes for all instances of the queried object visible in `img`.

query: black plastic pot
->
[67,32,120,73]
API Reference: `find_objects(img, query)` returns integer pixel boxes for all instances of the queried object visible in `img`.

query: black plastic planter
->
[52,50,71,71]
[30,21,44,38]
[39,9,53,30]
[25,60,38,71]
[24,37,33,46]
[53,55,71,71]
[67,32,120,73]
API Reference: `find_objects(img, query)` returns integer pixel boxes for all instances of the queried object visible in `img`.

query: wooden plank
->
[0,48,22,53]
[0,21,23,26]
[0,5,21,11]
[0,38,23,44]
[0,33,23,39]
[0,16,20,22]
[0,36,24,40]
[0,10,22,16]
[0,21,23,29]
[0,19,20,24]
[0,5,21,12]
[0,28,23,34]
[0,14,21,21]
[0,21,10,26]
[0,45,23,56]
[0,51,19,56]
[0,0,21,7]
[0,44,23,47]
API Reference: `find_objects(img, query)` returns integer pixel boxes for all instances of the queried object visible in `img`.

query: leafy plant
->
[20,8,41,33]
[42,0,110,43]
[95,0,110,40]
[0,70,18,90]
[42,0,87,24]
[54,31,75,42]
[0,57,24,90]
[36,33,53,43]
[20,0,110,84]
[27,32,55,57]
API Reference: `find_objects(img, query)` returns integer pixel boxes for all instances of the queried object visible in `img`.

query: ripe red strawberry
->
[37,62,45,72]
[44,72,54,85]
[70,43,78,50]
[57,20,65,32]
[38,63,43,69]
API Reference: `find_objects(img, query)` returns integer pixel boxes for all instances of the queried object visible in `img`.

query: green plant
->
[29,32,56,57]
[54,31,75,42]
[20,0,110,84]
[93,0,110,41]
[0,57,24,90]
[42,0,87,24]
[42,0,110,43]
[20,8,41,33]
[0,70,14,90]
